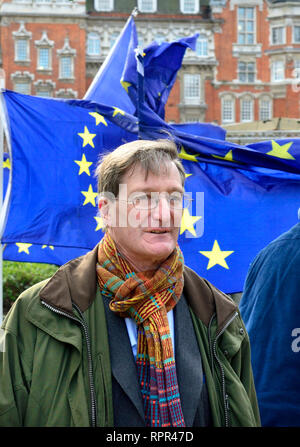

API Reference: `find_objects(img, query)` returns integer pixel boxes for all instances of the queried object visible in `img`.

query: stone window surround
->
[35,30,54,72]
[57,36,76,81]
[13,22,32,64]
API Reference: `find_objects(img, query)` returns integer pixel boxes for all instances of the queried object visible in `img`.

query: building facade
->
[0,0,299,125]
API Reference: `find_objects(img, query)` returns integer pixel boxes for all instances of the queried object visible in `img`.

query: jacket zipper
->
[41,300,98,427]
[210,311,239,427]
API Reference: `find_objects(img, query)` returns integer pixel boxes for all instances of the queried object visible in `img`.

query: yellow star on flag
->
[199,240,234,270]
[81,184,98,207]
[42,245,54,250]
[74,153,93,176]
[78,126,96,148]
[3,158,11,169]
[180,208,202,236]
[89,112,107,126]
[212,149,233,162]
[16,243,32,254]
[120,78,132,93]
[185,173,192,179]
[112,107,125,117]
[94,216,105,231]
[179,146,199,163]
[267,140,295,160]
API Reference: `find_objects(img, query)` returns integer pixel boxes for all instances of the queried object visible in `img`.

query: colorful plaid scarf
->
[96,233,186,427]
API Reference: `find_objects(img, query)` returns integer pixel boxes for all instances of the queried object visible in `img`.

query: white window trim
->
[292,25,300,44]
[237,6,256,45]
[94,0,114,12]
[87,32,101,56]
[240,96,254,123]
[221,95,235,124]
[37,47,52,71]
[15,39,30,63]
[59,56,74,80]
[183,73,201,105]
[138,0,157,13]
[271,59,285,82]
[238,60,256,83]
[196,35,209,57]
[180,0,199,14]
[270,25,286,46]
[259,96,272,121]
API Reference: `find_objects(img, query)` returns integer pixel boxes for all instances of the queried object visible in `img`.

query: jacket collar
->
[39,244,237,332]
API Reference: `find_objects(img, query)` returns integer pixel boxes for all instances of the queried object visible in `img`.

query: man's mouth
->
[147,229,170,234]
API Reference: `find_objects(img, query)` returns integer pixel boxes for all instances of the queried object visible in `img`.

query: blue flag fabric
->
[137,102,300,292]
[239,222,300,426]
[2,90,300,294]
[122,34,198,119]
[84,15,137,115]
[1,90,137,263]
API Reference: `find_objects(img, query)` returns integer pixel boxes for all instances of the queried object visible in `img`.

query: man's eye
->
[132,195,150,207]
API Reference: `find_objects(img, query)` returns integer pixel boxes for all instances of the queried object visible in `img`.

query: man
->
[239,216,300,427]
[0,139,260,427]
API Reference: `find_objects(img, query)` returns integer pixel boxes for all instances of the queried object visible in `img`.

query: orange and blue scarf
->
[96,233,185,427]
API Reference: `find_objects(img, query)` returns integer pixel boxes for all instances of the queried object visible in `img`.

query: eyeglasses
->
[117,192,193,210]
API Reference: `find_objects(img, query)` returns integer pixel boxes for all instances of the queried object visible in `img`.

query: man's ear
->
[98,196,110,225]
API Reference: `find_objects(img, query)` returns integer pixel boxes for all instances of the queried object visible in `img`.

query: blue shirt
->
[125,309,175,360]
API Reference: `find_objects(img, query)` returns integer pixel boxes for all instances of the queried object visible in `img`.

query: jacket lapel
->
[175,294,204,426]
[102,294,145,424]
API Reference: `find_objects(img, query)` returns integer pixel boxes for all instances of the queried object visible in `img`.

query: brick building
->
[0,0,299,125]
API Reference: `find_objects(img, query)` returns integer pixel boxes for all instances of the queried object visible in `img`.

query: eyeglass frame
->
[115,191,193,210]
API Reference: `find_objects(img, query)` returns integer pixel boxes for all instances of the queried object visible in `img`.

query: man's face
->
[100,161,184,270]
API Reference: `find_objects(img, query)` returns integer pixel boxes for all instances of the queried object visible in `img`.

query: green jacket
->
[0,245,260,427]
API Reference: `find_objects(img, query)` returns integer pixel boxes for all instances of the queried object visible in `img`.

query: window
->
[38,48,50,70]
[294,60,300,80]
[180,0,199,14]
[110,32,119,48]
[60,56,73,79]
[14,82,30,94]
[259,97,272,121]
[240,97,254,122]
[154,34,165,45]
[238,7,255,45]
[94,0,113,11]
[87,32,101,56]
[293,26,300,43]
[138,0,157,13]
[221,96,235,123]
[238,61,255,83]
[15,39,29,62]
[196,35,208,57]
[184,74,200,104]
[271,26,285,45]
[36,90,51,97]
[271,60,284,82]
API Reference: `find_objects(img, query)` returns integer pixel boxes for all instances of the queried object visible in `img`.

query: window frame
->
[237,6,256,45]
[59,55,74,80]
[15,39,29,62]
[138,0,157,13]
[238,60,256,83]
[94,0,113,12]
[180,0,199,14]
[259,97,272,121]
[271,59,285,82]
[271,26,285,45]
[221,95,235,124]
[293,25,300,44]
[14,81,31,95]
[196,34,208,57]
[87,32,101,56]
[240,96,254,123]
[183,73,201,105]
[37,47,51,70]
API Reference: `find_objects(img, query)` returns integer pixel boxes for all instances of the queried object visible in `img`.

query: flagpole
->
[135,48,145,140]
[0,72,5,323]
[0,78,11,323]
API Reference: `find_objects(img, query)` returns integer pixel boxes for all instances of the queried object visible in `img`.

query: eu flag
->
[1,90,137,265]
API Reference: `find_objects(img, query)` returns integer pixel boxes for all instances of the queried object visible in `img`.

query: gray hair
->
[95,139,186,197]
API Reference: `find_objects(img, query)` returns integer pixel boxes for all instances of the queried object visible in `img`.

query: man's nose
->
[152,196,172,223]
